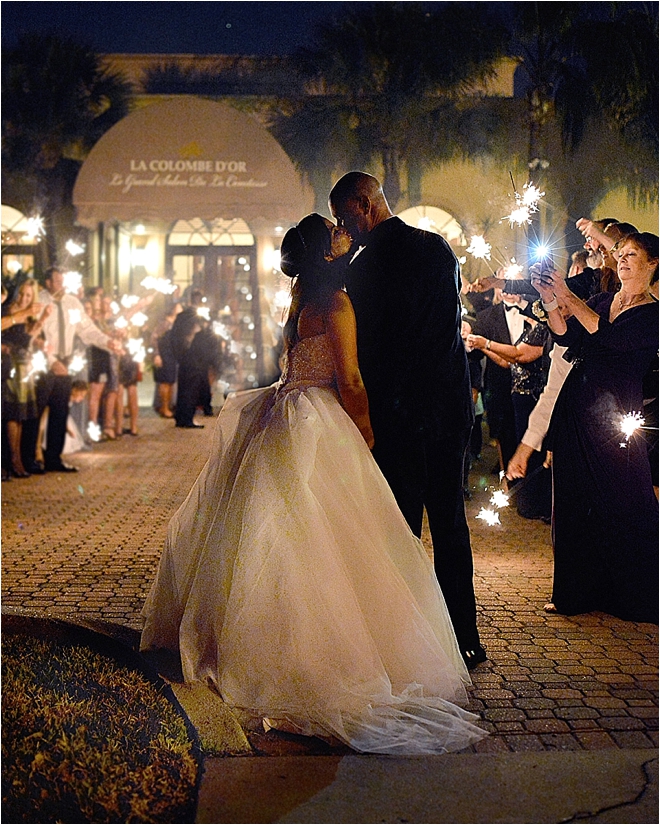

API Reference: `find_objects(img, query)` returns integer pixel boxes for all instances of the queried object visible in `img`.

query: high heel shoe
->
[101,429,116,441]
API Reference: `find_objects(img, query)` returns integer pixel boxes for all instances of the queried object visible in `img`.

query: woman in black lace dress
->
[533,233,659,623]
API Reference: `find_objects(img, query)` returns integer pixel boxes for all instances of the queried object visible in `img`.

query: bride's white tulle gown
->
[141,334,486,754]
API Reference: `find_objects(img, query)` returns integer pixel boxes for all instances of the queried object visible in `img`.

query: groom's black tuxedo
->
[346,217,473,437]
[345,216,482,654]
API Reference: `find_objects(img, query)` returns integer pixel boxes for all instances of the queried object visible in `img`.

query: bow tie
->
[504,303,518,312]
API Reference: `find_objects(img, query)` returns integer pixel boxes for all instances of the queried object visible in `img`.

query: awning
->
[73,97,314,229]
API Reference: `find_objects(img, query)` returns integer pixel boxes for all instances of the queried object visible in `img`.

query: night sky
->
[2,1,371,55]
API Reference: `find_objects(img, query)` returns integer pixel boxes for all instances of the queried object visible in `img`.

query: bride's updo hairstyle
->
[280,213,347,349]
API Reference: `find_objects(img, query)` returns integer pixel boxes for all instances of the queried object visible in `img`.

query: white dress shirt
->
[502,299,528,344]
[39,288,110,368]
[521,343,572,451]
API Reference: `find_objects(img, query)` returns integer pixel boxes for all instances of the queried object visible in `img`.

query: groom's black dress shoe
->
[45,462,78,473]
[25,461,46,475]
[462,645,487,670]
[176,423,205,429]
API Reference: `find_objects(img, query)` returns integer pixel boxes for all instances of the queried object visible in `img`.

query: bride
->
[140,213,486,754]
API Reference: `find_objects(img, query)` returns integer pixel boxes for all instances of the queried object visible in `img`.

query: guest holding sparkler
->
[470,288,524,477]
[532,232,659,623]
[468,310,552,521]
[22,267,118,474]
[151,302,182,419]
[85,289,116,441]
[1,279,51,478]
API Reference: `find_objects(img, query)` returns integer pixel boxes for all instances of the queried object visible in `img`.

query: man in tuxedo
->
[329,171,486,669]
[471,291,521,473]
[471,289,552,520]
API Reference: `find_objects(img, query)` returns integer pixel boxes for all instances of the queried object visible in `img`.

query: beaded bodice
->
[279,333,336,392]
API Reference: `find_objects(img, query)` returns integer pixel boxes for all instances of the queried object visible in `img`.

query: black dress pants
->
[21,371,72,469]
[175,367,207,426]
[372,423,481,651]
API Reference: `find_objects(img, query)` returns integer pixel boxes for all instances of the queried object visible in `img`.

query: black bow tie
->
[504,304,518,312]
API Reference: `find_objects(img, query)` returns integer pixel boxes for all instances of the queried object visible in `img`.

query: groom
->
[329,172,486,669]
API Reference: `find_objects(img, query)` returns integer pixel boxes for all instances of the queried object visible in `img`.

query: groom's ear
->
[358,195,371,215]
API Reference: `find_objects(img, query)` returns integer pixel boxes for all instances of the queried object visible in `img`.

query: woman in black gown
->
[532,233,659,623]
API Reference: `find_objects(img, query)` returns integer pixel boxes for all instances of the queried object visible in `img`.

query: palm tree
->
[506,2,658,245]
[557,2,658,206]
[270,2,508,209]
[2,34,133,266]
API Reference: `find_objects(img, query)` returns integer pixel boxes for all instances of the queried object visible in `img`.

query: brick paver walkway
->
[2,410,657,753]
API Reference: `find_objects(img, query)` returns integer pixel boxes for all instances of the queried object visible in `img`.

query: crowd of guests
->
[461,217,658,624]
[2,218,657,628]
[1,269,225,481]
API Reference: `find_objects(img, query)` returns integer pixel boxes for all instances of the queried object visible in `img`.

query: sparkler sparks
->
[467,235,492,261]
[24,216,45,241]
[87,422,101,442]
[68,354,87,374]
[490,490,510,508]
[503,182,545,227]
[502,261,524,279]
[140,276,177,295]
[129,311,148,328]
[24,351,48,381]
[521,183,545,209]
[65,239,85,256]
[506,206,533,227]
[620,412,645,447]
[63,271,83,295]
[127,337,146,363]
[476,508,501,526]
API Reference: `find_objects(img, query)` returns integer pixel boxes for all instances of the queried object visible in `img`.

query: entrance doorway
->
[166,218,268,392]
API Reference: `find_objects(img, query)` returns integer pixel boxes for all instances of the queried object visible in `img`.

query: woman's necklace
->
[617,290,651,311]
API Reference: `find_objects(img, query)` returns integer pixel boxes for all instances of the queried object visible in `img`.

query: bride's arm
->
[326,291,375,448]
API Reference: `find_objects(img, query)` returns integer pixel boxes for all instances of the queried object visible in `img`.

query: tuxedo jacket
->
[345,217,473,437]
[471,302,516,438]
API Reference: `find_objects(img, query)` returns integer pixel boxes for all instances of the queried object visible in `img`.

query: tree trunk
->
[381,148,402,210]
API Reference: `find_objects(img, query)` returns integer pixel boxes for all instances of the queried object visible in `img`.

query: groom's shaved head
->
[329,172,383,206]
[329,172,393,237]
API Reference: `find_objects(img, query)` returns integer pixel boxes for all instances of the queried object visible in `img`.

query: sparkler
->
[63,271,83,295]
[467,235,492,261]
[68,308,82,325]
[87,422,101,442]
[65,239,85,256]
[475,464,547,527]
[521,183,545,209]
[503,181,545,227]
[23,351,48,381]
[127,337,146,363]
[506,206,533,227]
[68,354,87,374]
[490,490,510,508]
[502,261,524,279]
[476,508,501,526]
[620,411,645,447]
[140,276,177,295]
[129,311,148,328]
[24,216,45,241]
[114,316,129,330]
[121,294,140,309]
